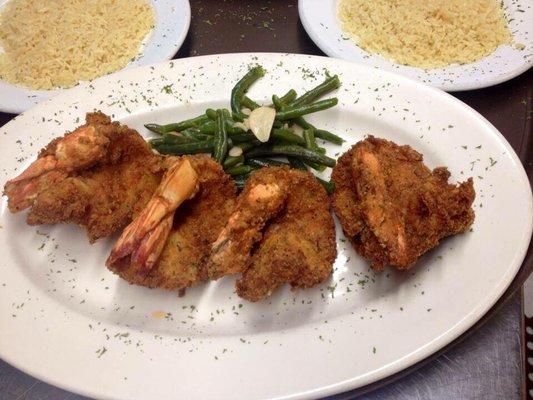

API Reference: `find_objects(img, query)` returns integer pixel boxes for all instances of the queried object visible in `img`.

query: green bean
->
[316,146,326,155]
[272,142,293,148]
[230,132,257,143]
[247,158,289,168]
[293,117,344,145]
[231,66,265,121]
[180,128,212,141]
[148,138,166,147]
[303,129,317,149]
[196,121,216,134]
[271,95,284,111]
[205,109,218,120]
[288,157,307,170]
[290,75,341,108]
[273,89,298,111]
[191,132,213,141]
[214,110,228,163]
[202,121,220,134]
[144,114,210,134]
[246,145,336,167]
[276,98,338,121]
[228,122,246,134]
[145,124,172,135]
[272,97,330,154]
[241,96,260,110]
[273,90,298,111]
[223,155,244,169]
[153,139,215,155]
[315,129,344,145]
[271,128,305,145]
[293,117,311,129]
[197,120,246,135]
[316,178,335,194]
[303,129,326,172]
[179,129,197,140]
[226,165,257,176]
[206,108,233,121]
[149,134,194,146]
[280,89,297,104]
[238,141,262,152]
[233,174,250,189]
[274,96,342,145]
[164,133,197,144]
[227,124,247,134]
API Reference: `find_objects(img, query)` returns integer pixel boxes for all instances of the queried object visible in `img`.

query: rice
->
[338,0,512,68]
[0,0,155,90]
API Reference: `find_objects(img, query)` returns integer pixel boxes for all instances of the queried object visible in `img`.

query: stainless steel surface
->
[524,275,533,318]
[355,292,521,400]
[524,275,533,398]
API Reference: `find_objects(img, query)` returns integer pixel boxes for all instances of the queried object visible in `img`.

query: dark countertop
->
[0,1,531,399]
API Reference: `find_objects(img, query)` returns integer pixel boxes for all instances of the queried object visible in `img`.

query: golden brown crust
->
[331,146,363,238]
[331,136,475,270]
[26,111,163,242]
[206,166,290,280]
[109,155,238,291]
[235,167,337,302]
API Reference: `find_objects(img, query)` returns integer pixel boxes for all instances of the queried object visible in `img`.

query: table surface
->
[0,1,531,399]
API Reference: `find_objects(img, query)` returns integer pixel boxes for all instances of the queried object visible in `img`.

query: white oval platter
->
[0,53,531,400]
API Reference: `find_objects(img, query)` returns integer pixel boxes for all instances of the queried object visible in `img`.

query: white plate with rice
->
[0,53,531,400]
[299,0,533,91]
[0,0,191,114]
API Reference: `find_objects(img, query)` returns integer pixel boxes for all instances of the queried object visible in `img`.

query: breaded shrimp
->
[107,155,238,292]
[4,112,163,242]
[208,167,337,301]
[331,136,475,270]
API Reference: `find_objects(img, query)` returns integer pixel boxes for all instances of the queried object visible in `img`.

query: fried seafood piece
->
[207,168,290,280]
[4,112,163,242]
[331,136,475,270]
[207,167,337,302]
[107,155,238,291]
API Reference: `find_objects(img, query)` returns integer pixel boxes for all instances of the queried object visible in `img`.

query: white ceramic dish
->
[298,0,533,91]
[0,53,531,400]
[0,0,191,114]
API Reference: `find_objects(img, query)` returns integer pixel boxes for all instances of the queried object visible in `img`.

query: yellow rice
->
[338,0,512,68]
[0,0,155,90]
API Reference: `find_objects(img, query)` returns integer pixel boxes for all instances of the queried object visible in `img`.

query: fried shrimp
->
[4,112,163,242]
[331,136,475,270]
[208,167,337,301]
[107,155,238,292]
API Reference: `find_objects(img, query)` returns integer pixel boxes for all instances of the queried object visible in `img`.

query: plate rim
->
[297,0,533,92]
[156,0,191,70]
[0,0,192,114]
[0,52,532,400]
[351,246,533,398]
